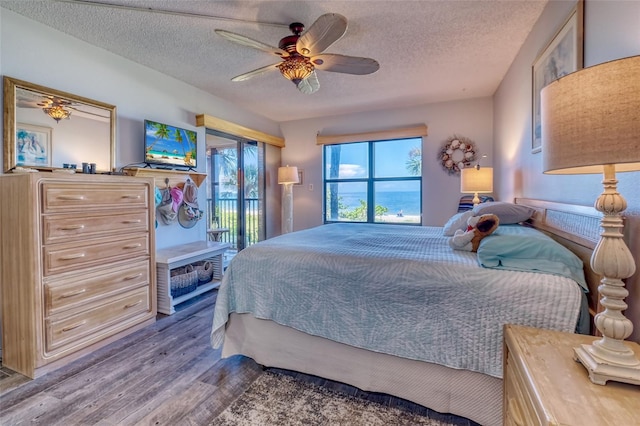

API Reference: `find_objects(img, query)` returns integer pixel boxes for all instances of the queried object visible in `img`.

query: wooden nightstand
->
[503,324,640,425]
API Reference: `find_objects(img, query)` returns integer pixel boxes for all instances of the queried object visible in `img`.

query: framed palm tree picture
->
[532,0,584,153]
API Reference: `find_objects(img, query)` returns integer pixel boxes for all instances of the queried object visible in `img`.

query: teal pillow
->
[477,225,588,291]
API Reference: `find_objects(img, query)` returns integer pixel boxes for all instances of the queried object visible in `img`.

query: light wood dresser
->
[0,172,157,378]
[503,324,640,425]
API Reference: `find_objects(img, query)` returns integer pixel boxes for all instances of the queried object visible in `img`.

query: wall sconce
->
[460,166,493,205]
[542,55,640,386]
[278,165,299,234]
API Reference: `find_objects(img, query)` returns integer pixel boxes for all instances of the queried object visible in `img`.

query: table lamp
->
[541,55,640,386]
[278,165,299,233]
[460,166,493,205]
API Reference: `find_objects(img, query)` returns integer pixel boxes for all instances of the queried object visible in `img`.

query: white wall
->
[280,97,494,230]
[494,0,640,341]
[494,0,639,211]
[0,8,282,249]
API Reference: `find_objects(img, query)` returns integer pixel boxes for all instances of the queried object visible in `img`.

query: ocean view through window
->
[324,138,422,224]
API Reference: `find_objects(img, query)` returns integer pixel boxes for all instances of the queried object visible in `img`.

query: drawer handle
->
[122,195,141,200]
[508,397,525,426]
[122,219,142,224]
[60,252,86,260]
[60,224,85,231]
[124,300,142,309]
[57,195,86,201]
[62,320,87,332]
[60,288,87,298]
[123,273,143,281]
[123,243,142,250]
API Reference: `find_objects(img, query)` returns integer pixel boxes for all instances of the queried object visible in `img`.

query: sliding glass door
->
[206,130,265,251]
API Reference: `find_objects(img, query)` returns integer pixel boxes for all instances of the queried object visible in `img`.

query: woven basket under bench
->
[170,265,198,298]
[192,256,223,285]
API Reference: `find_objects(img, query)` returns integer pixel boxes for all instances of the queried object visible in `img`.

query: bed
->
[210,199,603,426]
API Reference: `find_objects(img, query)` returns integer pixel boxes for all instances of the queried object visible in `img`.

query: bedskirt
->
[223,313,502,426]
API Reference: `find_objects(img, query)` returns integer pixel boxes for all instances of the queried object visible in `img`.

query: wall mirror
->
[3,76,116,173]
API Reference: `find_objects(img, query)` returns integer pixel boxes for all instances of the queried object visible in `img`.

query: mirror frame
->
[3,76,116,173]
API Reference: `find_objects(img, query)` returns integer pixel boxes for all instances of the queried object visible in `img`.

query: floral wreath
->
[439,135,477,175]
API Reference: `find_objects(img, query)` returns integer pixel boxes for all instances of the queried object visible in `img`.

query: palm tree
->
[174,128,184,155]
[173,128,194,166]
[243,164,258,197]
[187,131,197,163]
[146,122,170,153]
[329,145,341,220]
[406,147,421,176]
[16,129,29,151]
[217,147,238,187]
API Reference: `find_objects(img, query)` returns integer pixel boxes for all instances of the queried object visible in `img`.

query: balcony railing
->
[206,197,261,250]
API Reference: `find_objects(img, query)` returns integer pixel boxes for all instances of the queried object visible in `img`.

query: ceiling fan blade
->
[215,29,289,57]
[296,71,320,95]
[297,13,347,57]
[67,105,110,118]
[311,54,379,75]
[231,63,280,82]
[17,100,39,108]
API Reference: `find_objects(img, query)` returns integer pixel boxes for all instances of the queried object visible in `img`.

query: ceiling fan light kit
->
[43,105,71,122]
[277,56,314,84]
[216,13,379,94]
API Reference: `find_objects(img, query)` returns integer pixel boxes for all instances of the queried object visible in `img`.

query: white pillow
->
[472,201,535,224]
[443,210,474,236]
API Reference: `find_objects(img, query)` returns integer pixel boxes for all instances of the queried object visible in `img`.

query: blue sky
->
[325,138,421,192]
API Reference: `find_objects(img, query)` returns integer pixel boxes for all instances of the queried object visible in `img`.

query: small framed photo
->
[531,0,583,153]
[16,123,53,167]
[295,169,304,185]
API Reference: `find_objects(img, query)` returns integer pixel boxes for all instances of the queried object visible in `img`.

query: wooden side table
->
[503,324,640,425]
[207,228,229,242]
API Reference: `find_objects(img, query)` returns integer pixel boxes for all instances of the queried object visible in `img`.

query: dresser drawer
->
[41,182,149,213]
[43,234,149,276]
[505,354,541,425]
[45,287,150,353]
[44,260,150,316]
[43,210,149,244]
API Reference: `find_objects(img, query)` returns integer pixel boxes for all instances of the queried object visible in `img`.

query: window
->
[323,138,422,224]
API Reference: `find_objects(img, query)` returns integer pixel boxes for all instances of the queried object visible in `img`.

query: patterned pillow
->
[457,195,494,212]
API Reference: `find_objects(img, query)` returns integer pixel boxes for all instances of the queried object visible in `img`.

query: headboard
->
[514,198,602,332]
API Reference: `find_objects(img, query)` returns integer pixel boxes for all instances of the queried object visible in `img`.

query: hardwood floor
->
[0,292,261,425]
[0,291,477,425]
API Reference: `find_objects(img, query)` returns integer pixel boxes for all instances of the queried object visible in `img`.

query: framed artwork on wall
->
[532,0,584,153]
[295,169,304,185]
[16,123,53,167]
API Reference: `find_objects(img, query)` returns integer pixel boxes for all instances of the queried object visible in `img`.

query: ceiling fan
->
[36,97,74,122]
[215,13,379,94]
[17,92,109,123]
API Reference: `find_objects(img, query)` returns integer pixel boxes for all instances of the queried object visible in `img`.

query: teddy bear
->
[449,213,500,252]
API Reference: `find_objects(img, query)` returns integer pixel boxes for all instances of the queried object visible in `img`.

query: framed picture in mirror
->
[16,123,52,167]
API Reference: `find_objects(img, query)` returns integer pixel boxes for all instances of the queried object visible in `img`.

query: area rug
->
[213,371,456,426]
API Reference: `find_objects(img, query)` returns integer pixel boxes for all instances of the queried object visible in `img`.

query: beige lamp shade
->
[460,167,493,193]
[278,166,299,184]
[542,55,640,174]
[540,55,640,387]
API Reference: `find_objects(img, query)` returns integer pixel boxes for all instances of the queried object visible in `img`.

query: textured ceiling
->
[1,0,548,122]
